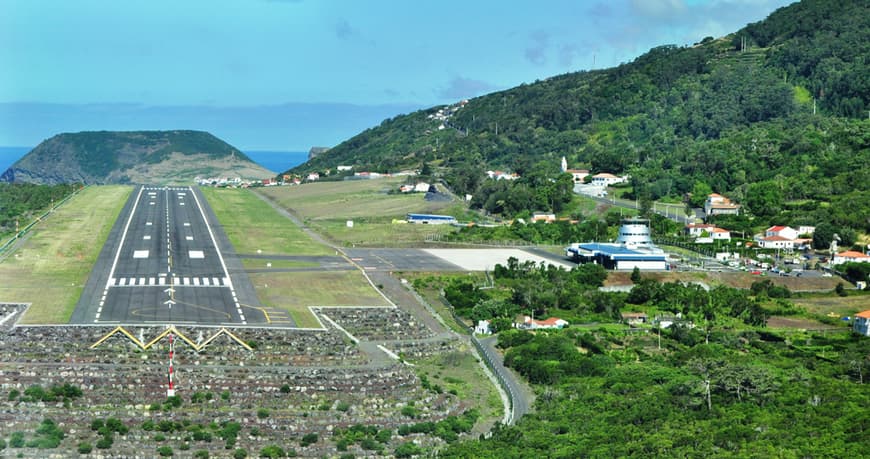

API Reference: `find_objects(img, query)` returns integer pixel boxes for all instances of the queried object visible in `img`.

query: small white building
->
[591,173,625,186]
[685,223,717,238]
[710,227,732,240]
[833,251,870,265]
[704,193,741,216]
[474,320,492,335]
[755,235,796,250]
[414,182,431,193]
[519,316,568,330]
[765,226,799,240]
[566,169,589,183]
[306,172,320,181]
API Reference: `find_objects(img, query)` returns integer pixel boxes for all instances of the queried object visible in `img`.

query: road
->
[574,184,695,225]
[71,186,266,325]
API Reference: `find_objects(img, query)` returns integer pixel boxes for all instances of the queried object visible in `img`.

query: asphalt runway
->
[71,186,268,325]
[344,248,464,271]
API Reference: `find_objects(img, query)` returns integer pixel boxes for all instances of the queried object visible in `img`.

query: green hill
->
[291,0,870,232]
[1,130,273,185]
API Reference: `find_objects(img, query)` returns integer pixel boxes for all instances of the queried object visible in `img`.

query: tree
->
[631,266,642,284]
[745,181,783,218]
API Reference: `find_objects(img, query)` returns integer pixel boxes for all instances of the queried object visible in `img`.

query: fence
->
[440,294,518,425]
[0,185,88,255]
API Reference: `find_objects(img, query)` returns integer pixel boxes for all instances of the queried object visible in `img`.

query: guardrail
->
[439,294,517,425]
[0,185,87,255]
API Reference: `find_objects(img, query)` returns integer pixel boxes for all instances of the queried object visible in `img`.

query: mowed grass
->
[201,187,332,255]
[239,258,319,270]
[247,270,392,328]
[0,186,132,324]
[257,178,457,246]
[202,186,389,327]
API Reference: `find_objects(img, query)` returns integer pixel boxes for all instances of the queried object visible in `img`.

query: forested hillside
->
[293,0,870,231]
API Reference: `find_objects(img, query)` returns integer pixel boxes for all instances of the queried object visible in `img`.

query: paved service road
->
[72,186,267,325]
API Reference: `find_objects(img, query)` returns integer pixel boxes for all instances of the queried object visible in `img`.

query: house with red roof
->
[854,310,870,336]
[833,250,870,265]
[704,193,741,217]
[519,316,569,330]
[765,226,799,240]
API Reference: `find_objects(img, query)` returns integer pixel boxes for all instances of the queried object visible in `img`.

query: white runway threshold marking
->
[189,250,204,259]
[143,235,151,240]
[133,250,149,258]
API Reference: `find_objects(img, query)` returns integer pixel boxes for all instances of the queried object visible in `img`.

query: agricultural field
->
[0,186,131,324]
[257,178,458,247]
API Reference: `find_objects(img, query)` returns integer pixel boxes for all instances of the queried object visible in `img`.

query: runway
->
[71,186,268,325]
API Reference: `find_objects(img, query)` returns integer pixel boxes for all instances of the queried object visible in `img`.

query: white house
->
[704,193,741,216]
[755,235,795,250]
[591,173,626,186]
[685,223,717,237]
[306,172,320,181]
[710,227,732,240]
[474,320,492,335]
[337,165,353,172]
[531,212,556,223]
[519,316,568,330]
[765,226,799,240]
[413,182,431,193]
[566,169,590,183]
[854,310,870,336]
[833,250,870,265]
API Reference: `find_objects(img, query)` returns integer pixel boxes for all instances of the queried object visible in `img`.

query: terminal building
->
[566,218,668,270]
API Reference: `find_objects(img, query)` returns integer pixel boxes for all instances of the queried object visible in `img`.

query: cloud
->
[586,2,613,18]
[559,44,582,68]
[438,77,498,100]
[524,30,550,65]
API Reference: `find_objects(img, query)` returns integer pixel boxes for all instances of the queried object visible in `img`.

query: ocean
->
[0,146,32,171]
[0,147,309,174]
[244,150,309,173]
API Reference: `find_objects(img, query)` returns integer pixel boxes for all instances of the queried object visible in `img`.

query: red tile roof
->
[767,225,789,232]
[837,251,870,259]
[856,310,870,319]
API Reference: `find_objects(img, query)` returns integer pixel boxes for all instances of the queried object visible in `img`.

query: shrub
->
[233,448,248,459]
[157,445,174,457]
[78,442,93,454]
[260,444,286,458]
[194,450,210,459]
[257,408,270,419]
[300,433,318,447]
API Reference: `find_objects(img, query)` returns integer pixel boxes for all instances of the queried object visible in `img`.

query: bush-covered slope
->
[1,130,272,185]
[292,0,870,230]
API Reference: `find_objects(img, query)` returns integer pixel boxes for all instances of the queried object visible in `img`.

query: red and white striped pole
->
[167,333,175,397]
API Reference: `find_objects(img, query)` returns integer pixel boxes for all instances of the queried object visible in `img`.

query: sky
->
[0,0,794,150]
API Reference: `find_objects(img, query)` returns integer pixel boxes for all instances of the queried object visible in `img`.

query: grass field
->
[247,270,392,328]
[791,293,870,317]
[0,186,131,324]
[257,179,458,246]
[202,186,391,327]
[239,258,319,270]
[201,187,332,255]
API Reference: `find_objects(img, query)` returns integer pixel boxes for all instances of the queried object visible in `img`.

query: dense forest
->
[0,183,80,234]
[292,0,870,231]
[427,259,870,458]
